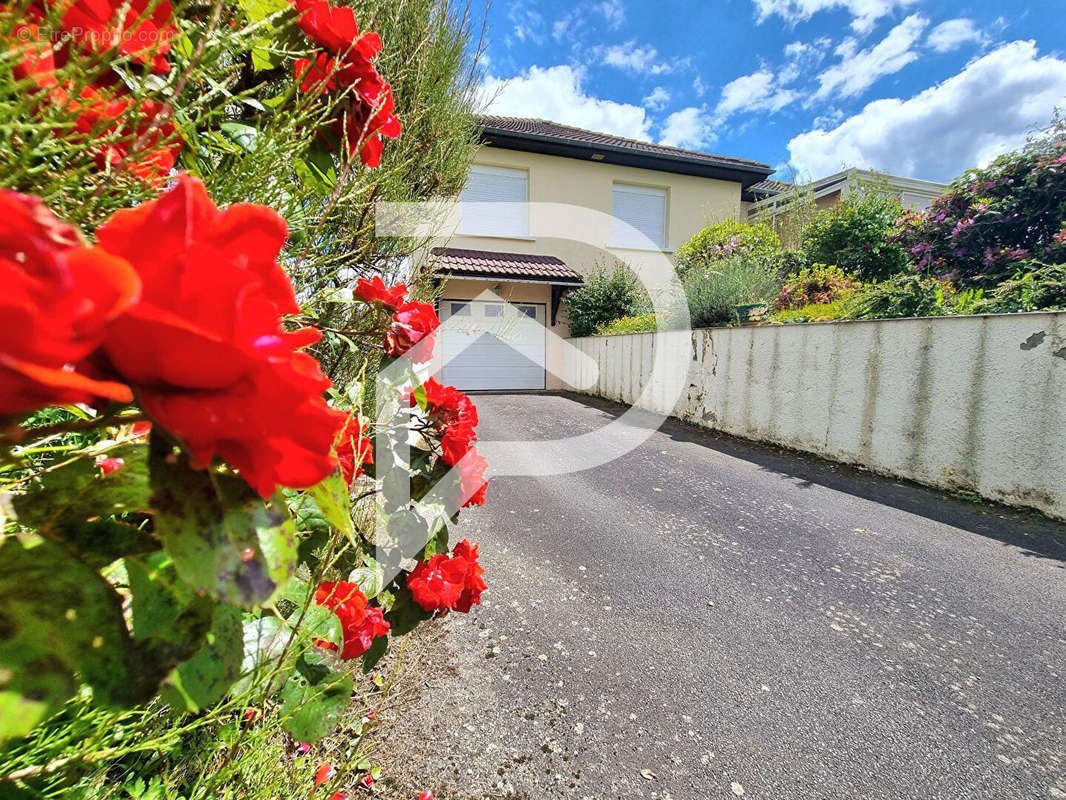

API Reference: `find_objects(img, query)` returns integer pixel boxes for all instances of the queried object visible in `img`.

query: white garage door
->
[439,299,546,390]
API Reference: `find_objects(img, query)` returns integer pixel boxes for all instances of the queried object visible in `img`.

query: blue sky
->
[472,0,1066,183]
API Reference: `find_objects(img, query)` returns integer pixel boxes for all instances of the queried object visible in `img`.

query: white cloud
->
[787,40,1066,182]
[479,65,652,141]
[716,69,798,116]
[643,86,671,110]
[508,5,545,44]
[752,0,917,35]
[601,41,673,75]
[927,18,984,53]
[597,0,625,29]
[814,14,927,100]
[693,75,708,97]
[659,107,717,150]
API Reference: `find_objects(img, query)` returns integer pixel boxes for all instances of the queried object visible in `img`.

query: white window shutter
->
[612,184,667,249]
[459,165,529,237]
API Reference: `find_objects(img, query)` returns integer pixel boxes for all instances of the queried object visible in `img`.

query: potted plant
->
[735,298,770,324]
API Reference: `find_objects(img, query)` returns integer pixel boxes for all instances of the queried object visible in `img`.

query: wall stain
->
[1053,346,1066,360]
[904,322,936,480]
[1020,331,1046,350]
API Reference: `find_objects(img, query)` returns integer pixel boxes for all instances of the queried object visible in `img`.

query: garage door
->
[439,299,546,390]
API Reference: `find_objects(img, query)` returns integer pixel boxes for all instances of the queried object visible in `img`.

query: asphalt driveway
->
[379,392,1066,800]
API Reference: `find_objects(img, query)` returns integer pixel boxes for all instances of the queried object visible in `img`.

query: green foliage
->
[971,262,1066,313]
[846,274,956,320]
[595,313,660,335]
[682,253,783,328]
[803,192,909,281]
[893,119,1066,287]
[771,300,852,324]
[775,263,861,310]
[564,263,647,337]
[675,218,781,277]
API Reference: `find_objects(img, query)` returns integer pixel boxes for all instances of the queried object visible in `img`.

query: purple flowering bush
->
[894,119,1066,288]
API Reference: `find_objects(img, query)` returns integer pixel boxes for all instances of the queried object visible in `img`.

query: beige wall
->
[563,312,1066,520]
[436,278,570,390]
[450,146,745,280]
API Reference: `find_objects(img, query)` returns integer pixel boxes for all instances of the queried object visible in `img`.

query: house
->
[433,115,773,391]
[747,168,949,219]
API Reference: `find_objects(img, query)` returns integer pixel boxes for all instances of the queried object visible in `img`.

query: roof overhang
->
[431,247,584,287]
[480,126,773,190]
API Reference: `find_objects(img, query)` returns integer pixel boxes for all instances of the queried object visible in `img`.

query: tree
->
[803,191,908,281]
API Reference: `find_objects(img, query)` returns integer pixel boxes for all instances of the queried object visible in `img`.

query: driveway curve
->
[378,393,1066,800]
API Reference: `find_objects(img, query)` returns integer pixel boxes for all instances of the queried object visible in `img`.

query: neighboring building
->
[748,168,949,216]
[433,116,772,391]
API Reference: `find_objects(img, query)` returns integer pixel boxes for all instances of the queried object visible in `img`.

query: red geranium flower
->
[407,553,467,612]
[335,83,401,166]
[336,413,373,486]
[60,0,177,74]
[10,19,58,89]
[414,378,478,429]
[384,302,438,359]
[0,189,139,416]
[407,539,486,612]
[314,581,390,659]
[94,455,125,473]
[96,175,346,497]
[450,539,486,612]
[354,275,407,308]
[72,86,181,185]
[456,448,489,508]
[290,0,381,58]
[439,423,476,465]
[315,763,334,787]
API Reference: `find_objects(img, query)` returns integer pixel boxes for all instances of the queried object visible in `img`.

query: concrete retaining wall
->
[562,312,1066,520]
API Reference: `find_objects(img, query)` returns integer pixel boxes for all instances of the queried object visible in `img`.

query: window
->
[517,305,537,318]
[459,165,529,238]
[450,302,471,317]
[612,183,667,250]
[483,303,504,318]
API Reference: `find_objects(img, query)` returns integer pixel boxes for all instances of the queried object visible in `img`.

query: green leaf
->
[279,653,353,742]
[0,540,206,740]
[170,604,244,711]
[231,615,290,696]
[12,444,157,567]
[149,435,297,607]
[348,558,385,599]
[307,473,354,538]
[383,584,432,638]
[237,0,289,24]
[281,578,342,648]
[219,122,258,151]
[360,634,387,673]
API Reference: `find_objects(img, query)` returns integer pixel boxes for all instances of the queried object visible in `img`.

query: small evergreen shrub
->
[675,219,781,277]
[596,313,660,335]
[565,264,647,337]
[846,274,956,319]
[804,193,909,281]
[775,263,861,310]
[683,253,782,328]
[971,262,1066,313]
[772,300,852,324]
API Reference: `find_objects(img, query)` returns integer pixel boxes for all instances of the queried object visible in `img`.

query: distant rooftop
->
[477,116,773,192]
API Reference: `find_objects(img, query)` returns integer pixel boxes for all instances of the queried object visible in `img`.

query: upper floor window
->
[612,183,667,250]
[458,165,529,238]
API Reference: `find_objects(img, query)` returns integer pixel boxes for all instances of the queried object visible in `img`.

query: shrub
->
[803,193,909,281]
[846,274,956,319]
[565,263,647,337]
[675,218,781,277]
[775,263,861,310]
[971,262,1066,313]
[772,300,852,324]
[683,253,782,328]
[596,313,660,335]
[893,119,1066,287]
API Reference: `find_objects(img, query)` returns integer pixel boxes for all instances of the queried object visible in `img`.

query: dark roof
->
[431,247,584,285]
[477,116,773,190]
[749,178,793,197]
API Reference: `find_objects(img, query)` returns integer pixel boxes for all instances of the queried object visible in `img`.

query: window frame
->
[457,164,532,240]
[610,181,669,251]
